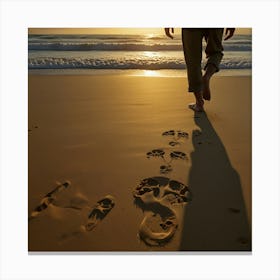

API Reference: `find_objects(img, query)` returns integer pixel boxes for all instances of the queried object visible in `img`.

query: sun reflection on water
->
[142,70,161,77]
[143,51,159,58]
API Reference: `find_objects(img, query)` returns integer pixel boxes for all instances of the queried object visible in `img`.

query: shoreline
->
[28,68,252,77]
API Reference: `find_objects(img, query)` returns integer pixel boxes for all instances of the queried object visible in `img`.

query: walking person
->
[165,28,235,112]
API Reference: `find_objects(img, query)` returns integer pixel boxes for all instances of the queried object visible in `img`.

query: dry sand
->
[28,74,251,251]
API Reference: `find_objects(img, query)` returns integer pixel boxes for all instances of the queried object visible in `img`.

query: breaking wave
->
[28,56,251,70]
[28,42,251,52]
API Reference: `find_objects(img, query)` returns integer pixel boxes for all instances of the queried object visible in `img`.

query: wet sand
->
[28,74,251,251]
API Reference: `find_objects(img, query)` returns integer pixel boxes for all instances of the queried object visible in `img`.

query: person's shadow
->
[179,112,251,251]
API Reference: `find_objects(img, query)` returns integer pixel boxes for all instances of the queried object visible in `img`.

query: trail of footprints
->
[133,130,192,246]
[30,128,246,248]
[146,130,189,175]
[134,129,245,247]
[29,129,192,247]
[29,181,115,238]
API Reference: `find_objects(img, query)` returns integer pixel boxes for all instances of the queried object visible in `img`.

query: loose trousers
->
[181,28,224,93]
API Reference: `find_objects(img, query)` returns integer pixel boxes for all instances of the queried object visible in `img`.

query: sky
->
[28,28,251,35]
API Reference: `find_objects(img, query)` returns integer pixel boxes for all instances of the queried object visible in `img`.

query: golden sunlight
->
[145,33,157,39]
[142,70,161,77]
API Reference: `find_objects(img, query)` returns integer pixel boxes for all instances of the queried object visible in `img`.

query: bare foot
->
[202,76,211,101]
[188,103,204,112]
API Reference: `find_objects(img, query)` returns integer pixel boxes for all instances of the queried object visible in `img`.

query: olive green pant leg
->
[182,28,204,93]
[204,28,224,72]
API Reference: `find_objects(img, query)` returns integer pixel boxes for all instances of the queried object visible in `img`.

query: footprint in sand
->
[29,181,71,220]
[158,151,187,174]
[146,149,169,174]
[146,149,165,159]
[59,195,116,243]
[146,130,188,175]
[29,179,116,245]
[133,177,192,246]
[146,148,187,174]
[30,181,88,244]
[28,181,91,222]
[170,151,187,160]
[84,195,115,231]
[162,130,189,147]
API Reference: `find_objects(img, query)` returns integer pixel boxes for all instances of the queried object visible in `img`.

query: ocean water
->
[28,33,252,76]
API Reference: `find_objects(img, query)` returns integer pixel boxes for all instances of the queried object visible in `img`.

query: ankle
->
[196,100,204,108]
[194,92,204,105]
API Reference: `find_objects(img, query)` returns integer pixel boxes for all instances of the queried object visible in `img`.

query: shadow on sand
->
[179,112,251,251]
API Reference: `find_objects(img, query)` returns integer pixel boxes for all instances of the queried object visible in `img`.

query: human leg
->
[202,64,217,101]
[181,28,204,111]
[203,28,224,101]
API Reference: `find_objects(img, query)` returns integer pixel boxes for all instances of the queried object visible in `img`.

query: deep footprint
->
[85,195,115,231]
[133,177,192,246]
[29,181,70,221]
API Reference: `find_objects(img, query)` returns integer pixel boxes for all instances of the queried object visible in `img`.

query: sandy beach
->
[28,74,251,251]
